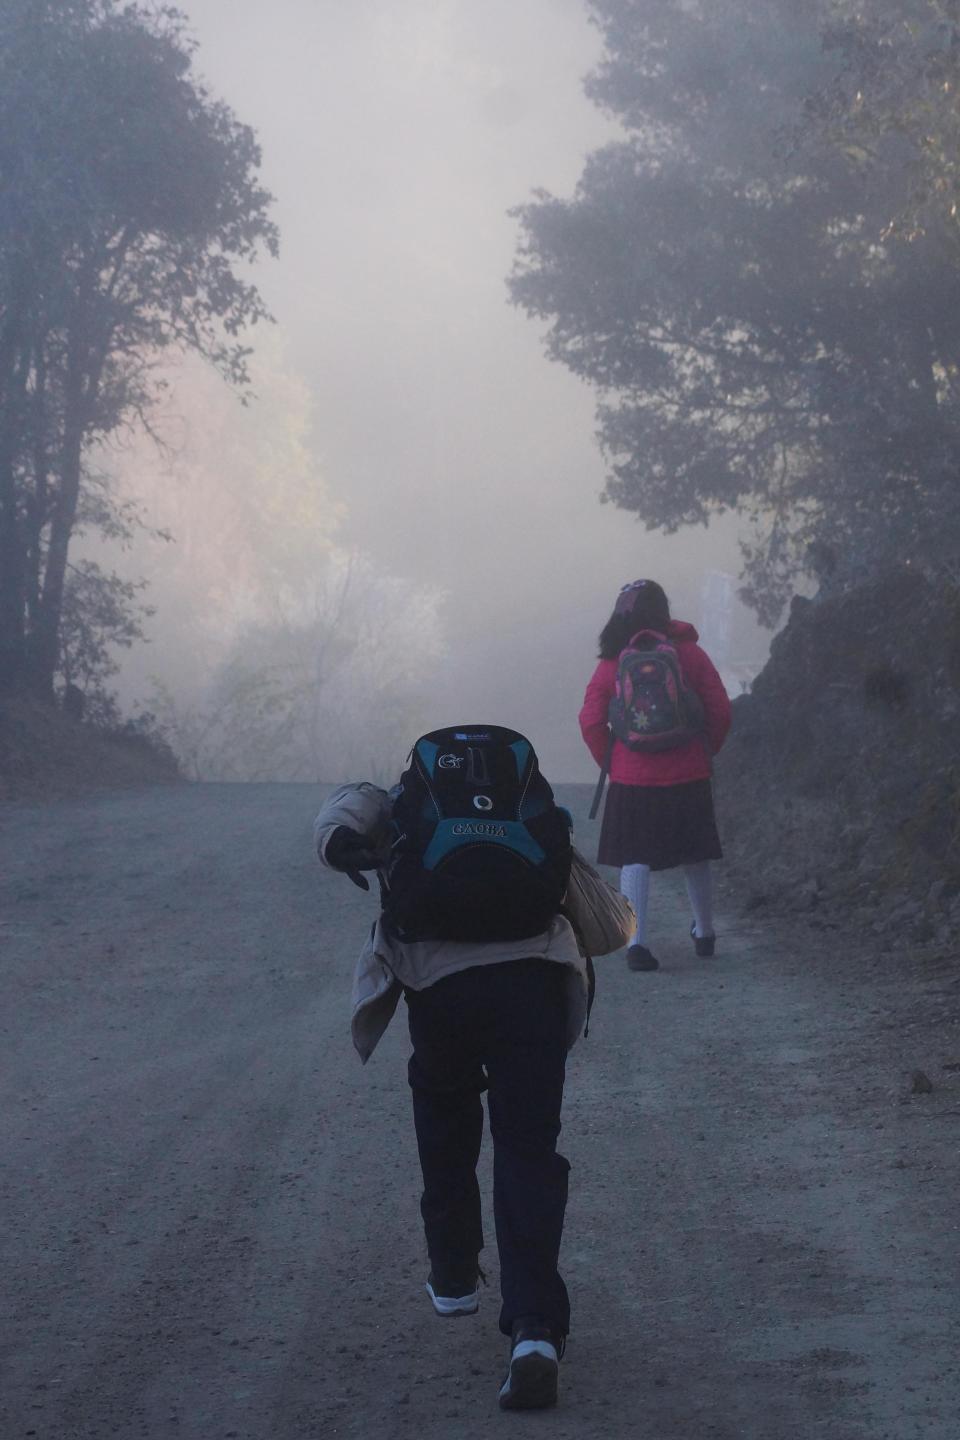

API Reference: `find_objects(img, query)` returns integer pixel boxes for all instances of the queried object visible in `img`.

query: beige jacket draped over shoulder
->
[313,783,595,1063]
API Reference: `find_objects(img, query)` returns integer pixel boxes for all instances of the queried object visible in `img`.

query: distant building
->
[698,569,734,668]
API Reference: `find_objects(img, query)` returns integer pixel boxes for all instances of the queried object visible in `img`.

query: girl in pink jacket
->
[579,579,731,971]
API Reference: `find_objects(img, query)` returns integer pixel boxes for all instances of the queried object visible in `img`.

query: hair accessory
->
[614,579,649,614]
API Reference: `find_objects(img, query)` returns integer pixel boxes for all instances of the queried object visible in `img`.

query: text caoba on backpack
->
[382,725,572,943]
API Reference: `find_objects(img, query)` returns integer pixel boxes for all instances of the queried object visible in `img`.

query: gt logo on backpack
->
[382,725,572,943]
[609,630,705,752]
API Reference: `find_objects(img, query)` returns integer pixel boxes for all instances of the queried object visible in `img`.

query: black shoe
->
[498,1316,564,1411]
[425,1259,483,1317]
[690,924,716,958]
[626,943,659,971]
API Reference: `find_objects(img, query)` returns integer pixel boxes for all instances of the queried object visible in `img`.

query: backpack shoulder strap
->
[626,628,669,649]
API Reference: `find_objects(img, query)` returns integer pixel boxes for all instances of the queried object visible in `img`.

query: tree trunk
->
[25,339,50,632]
[0,454,26,696]
[30,377,83,701]
[0,304,28,697]
[30,276,108,702]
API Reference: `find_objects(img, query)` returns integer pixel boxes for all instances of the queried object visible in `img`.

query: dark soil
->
[716,567,960,965]
[0,696,180,802]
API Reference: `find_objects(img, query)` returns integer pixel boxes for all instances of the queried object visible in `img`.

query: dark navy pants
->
[405,958,571,1337]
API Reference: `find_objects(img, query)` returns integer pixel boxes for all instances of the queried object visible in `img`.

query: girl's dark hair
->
[598,580,671,659]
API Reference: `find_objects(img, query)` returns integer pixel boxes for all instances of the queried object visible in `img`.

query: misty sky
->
[155,0,762,779]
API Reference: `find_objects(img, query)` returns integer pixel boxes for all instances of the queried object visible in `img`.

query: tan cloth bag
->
[562,848,635,957]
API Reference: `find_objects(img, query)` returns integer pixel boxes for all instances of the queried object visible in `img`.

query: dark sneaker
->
[498,1316,564,1411]
[626,943,659,971]
[425,1260,483,1317]
[690,924,716,957]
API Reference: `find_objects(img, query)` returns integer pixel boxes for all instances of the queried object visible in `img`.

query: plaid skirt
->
[597,779,723,871]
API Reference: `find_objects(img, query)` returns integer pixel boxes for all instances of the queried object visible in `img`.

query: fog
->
[103,0,767,781]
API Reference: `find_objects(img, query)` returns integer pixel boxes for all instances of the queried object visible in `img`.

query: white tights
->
[619,860,715,945]
[683,861,714,939]
[619,863,651,945]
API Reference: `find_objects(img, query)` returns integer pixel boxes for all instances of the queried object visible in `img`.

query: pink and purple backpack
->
[609,629,705,752]
[588,627,708,820]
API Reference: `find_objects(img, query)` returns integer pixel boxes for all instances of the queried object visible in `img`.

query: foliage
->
[0,0,276,697]
[57,560,153,725]
[508,0,960,623]
[100,348,444,781]
[807,0,960,244]
[151,552,446,783]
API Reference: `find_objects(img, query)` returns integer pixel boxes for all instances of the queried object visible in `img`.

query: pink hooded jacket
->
[579,620,732,787]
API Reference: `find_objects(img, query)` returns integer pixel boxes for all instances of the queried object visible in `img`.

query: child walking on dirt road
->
[580,579,731,972]
[313,724,631,1412]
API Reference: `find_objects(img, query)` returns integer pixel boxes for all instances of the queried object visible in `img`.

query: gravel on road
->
[2,782,958,1439]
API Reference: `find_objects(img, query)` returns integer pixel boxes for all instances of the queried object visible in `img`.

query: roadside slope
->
[716,568,960,955]
[0,696,179,802]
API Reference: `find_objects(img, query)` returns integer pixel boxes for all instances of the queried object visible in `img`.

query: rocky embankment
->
[716,568,960,961]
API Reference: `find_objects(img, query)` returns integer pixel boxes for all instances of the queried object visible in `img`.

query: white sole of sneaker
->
[498,1342,559,1410]
[425,1280,479,1317]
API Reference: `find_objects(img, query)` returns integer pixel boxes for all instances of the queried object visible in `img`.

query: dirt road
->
[2,783,958,1439]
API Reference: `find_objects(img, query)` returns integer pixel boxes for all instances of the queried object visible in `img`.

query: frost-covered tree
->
[155,554,446,783]
[99,344,444,780]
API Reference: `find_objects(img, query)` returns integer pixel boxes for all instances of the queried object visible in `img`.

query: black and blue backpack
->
[381,725,572,943]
